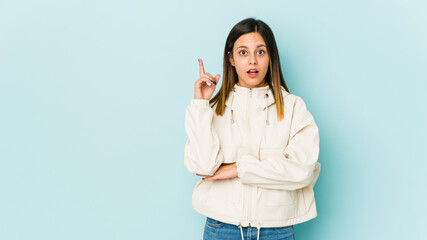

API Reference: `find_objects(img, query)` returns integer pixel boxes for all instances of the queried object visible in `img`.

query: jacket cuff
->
[235,154,253,179]
[190,99,209,108]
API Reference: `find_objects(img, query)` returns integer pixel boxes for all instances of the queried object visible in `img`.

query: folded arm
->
[236,96,321,191]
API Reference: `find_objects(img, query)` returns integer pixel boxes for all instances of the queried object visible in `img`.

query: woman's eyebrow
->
[236,44,266,50]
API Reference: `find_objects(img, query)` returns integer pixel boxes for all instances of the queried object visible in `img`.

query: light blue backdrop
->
[1,0,425,239]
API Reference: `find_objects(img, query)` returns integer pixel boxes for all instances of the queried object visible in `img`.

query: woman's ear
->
[229,53,235,67]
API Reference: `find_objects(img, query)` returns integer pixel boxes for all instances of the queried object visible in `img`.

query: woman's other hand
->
[196,163,237,181]
[194,58,220,100]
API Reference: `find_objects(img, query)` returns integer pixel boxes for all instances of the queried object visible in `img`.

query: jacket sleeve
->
[184,99,224,176]
[235,96,320,191]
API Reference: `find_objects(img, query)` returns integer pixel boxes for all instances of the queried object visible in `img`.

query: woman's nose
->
[249,54,257,65]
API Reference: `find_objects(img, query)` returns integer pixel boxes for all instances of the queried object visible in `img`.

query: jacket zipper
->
[247,88,252,226]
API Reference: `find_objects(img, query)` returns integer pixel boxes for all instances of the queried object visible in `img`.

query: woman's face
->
[229,32,269,88]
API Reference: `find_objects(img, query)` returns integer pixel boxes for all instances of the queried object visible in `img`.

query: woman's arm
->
[184,98,224,176]
[236,96,321,191]
[184,58,223,176]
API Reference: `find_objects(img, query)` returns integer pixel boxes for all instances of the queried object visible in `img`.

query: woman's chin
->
[239,79,266,88]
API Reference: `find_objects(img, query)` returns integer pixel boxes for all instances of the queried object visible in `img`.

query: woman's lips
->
[248,71,258,77]
[247,69,258,78]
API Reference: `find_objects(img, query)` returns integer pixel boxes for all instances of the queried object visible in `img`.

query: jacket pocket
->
[206,177,242,204]
[258,187,297,206]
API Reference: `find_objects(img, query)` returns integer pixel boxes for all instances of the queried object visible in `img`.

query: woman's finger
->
[205,72,215,80]
[214,74,221,82]
[200,75,213,82]
[196,77,217,86]
[203,176,214,181]
[202,73,220,85]
[198,58,205,77]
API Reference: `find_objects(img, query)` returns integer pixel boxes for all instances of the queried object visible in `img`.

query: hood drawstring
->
[237,223,262,240]
[230,86,270,126]
[230,87,236,124]
[264,88,269,126]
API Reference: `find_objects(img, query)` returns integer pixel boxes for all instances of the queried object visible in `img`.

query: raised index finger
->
[198,58,205,77]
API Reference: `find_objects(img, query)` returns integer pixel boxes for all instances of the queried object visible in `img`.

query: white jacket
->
[184,83,321,234]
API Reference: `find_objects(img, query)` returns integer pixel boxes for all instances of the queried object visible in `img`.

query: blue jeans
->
[203,217,295,240]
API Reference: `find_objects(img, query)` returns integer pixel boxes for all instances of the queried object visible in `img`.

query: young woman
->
[184,17,321,240]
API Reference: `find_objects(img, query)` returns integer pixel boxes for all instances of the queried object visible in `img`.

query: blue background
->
[1,0,425,239]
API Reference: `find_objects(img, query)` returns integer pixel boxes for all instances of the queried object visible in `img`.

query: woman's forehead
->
[234,32,267,49]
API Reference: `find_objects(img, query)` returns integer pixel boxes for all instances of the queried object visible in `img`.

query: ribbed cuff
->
[235,155,249,179]
[236,154,258,181]
[190,99,209,108]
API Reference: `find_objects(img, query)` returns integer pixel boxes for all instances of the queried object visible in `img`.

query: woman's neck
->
[237,81,268,88]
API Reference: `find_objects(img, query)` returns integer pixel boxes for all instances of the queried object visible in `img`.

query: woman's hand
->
[196,163,238,181]
[194,58,220,100]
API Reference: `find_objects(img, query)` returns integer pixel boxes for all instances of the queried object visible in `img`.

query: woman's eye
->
[238,50,265,55]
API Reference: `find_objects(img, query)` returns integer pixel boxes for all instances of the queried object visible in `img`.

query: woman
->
[184,17,321,240]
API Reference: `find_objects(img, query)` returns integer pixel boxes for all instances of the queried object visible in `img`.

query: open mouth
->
[247,70,258,77]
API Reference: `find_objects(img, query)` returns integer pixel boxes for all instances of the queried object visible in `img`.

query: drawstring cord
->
[230,86,270,126]
[237,223,262,240]
[238,224,244,240]
[264,89,269,125]
[230,87,236,124]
